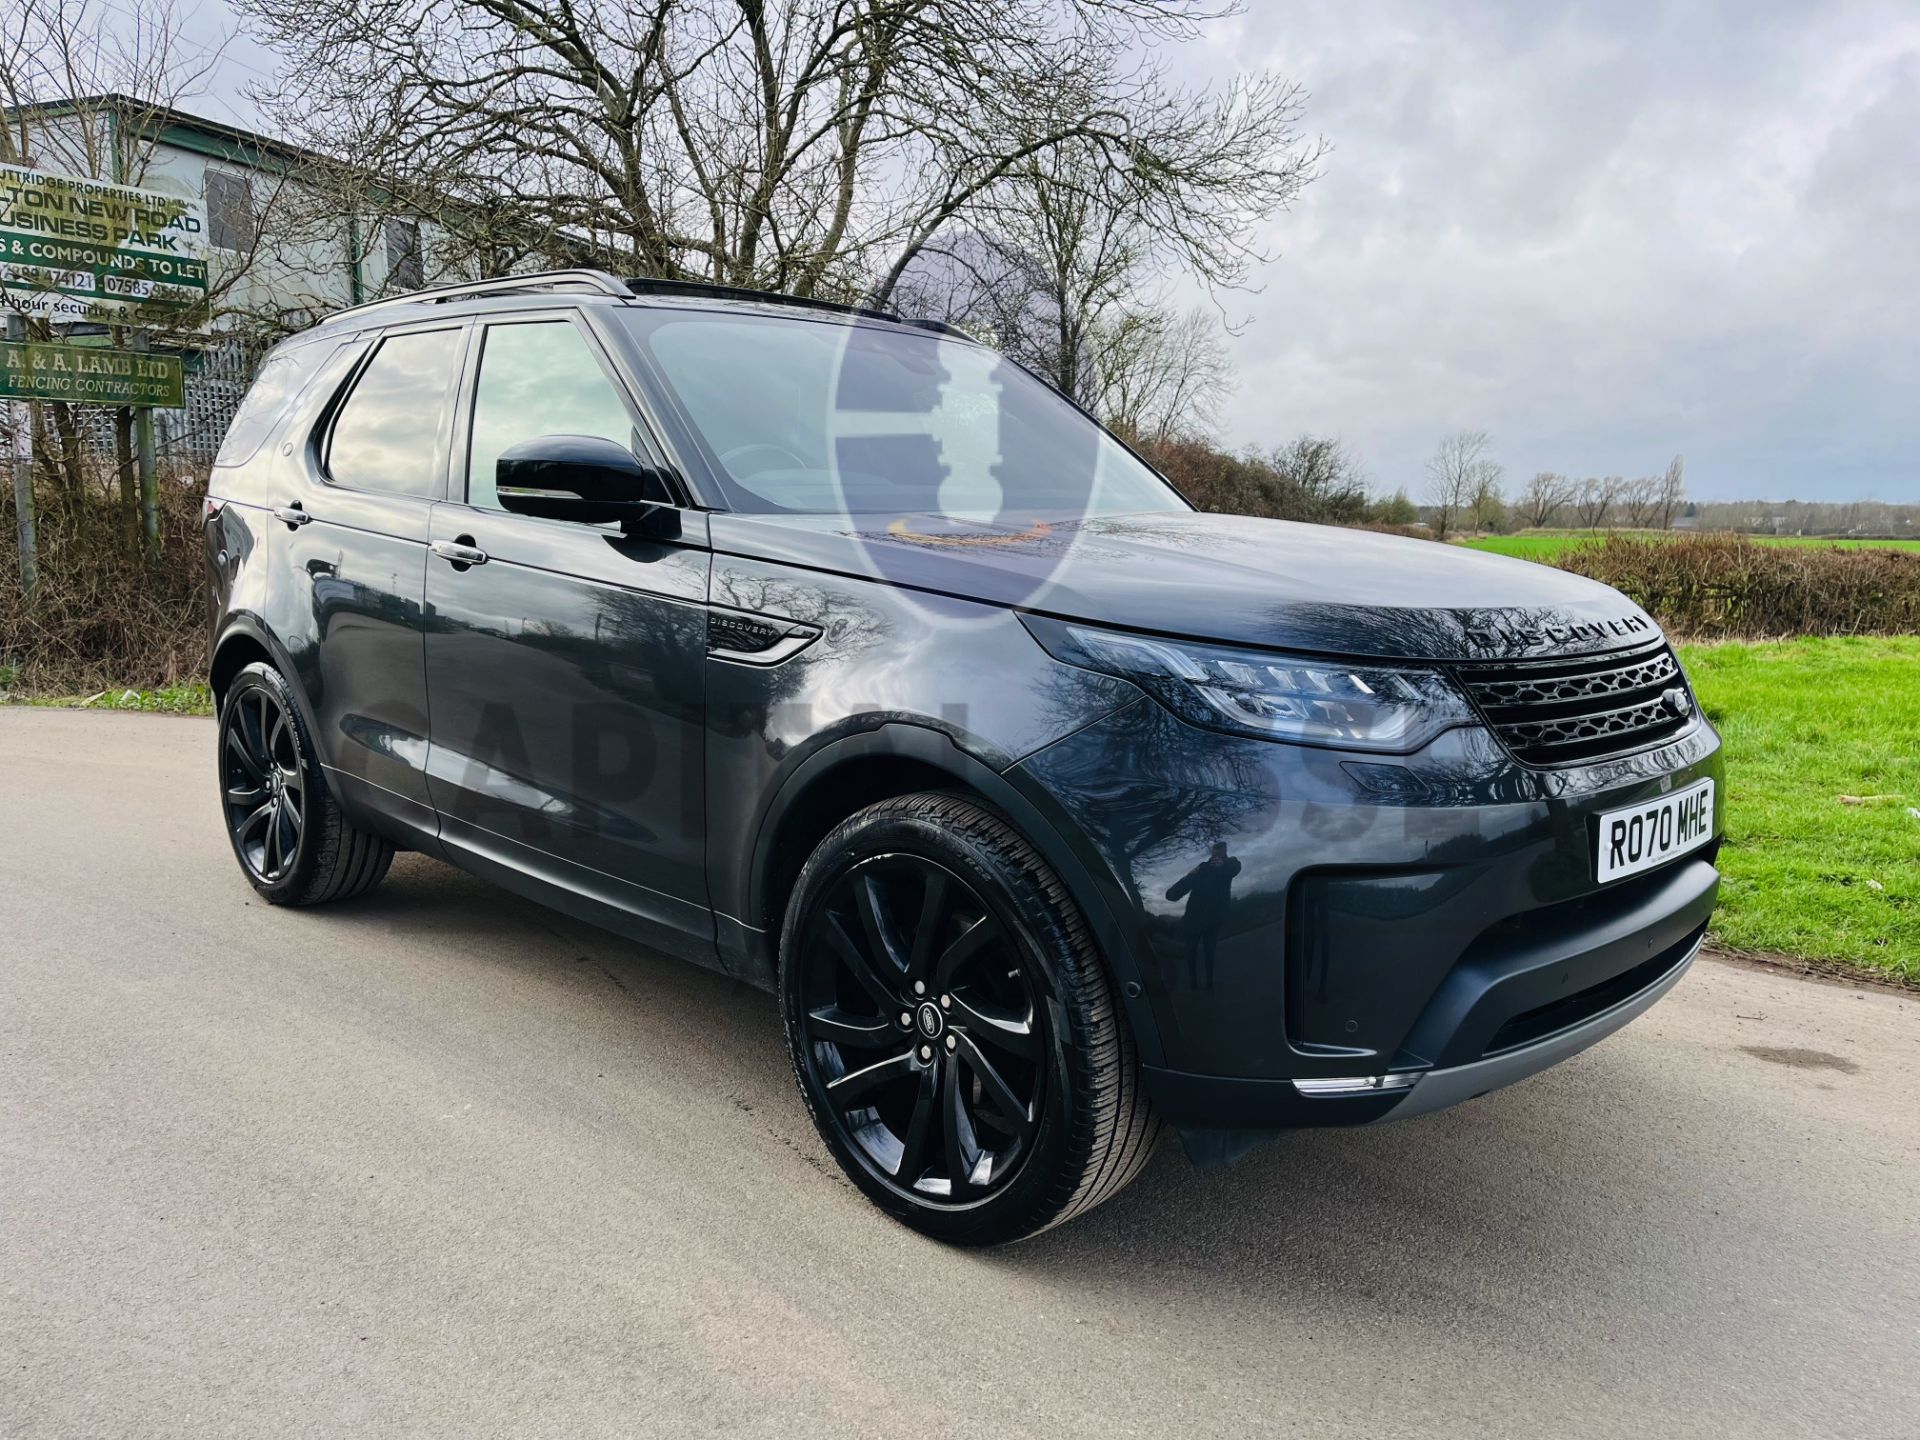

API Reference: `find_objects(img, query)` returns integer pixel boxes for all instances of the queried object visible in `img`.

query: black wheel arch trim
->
[211,615,320,745]
[737,720,1170,1071]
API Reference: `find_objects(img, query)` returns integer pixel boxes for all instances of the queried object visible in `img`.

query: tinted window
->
[325,328,462,497]
[627,312,1184,519]
[214,336,342,467]
[466,321,638,511]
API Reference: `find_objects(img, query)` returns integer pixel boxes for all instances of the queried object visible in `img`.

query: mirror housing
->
[495,434,675,525]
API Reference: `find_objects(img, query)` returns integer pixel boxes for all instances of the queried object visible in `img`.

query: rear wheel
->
[218,661,393,905]
[780,792,1159,1245]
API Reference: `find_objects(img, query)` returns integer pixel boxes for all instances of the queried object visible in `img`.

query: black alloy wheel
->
[215,661,395,906]
[221,682,305,884]
[781,792,1160,1245]
[796,853,1047,1204]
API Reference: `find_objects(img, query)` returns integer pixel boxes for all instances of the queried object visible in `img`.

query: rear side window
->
[213,337,341,467]
[465,320,638,511]
[324,328,463,497]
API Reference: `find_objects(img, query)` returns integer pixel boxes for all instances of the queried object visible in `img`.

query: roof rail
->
[322,268,631,325]
[897,316,980,342]
[622,275,905,326]
[320,266,986,343]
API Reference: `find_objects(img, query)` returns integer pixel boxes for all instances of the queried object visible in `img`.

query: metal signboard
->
[0,339,185,408]
[0,164,209,323]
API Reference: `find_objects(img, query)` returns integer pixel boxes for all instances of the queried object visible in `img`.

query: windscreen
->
[624,310,1188,519]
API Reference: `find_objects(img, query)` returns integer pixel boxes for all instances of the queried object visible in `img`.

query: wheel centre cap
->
[915,1001,944,1039]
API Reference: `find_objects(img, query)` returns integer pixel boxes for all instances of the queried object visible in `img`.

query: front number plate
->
[1594,779,1716,884]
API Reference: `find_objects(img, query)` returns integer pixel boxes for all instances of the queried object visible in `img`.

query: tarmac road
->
[2,708,1916,1438]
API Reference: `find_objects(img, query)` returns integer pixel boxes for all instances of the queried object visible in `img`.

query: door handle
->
[272,503,312,529]
[431,538,488,568]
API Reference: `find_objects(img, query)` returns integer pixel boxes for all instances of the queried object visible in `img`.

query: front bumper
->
[1377,928,1699,1121]
[1009,695,1723,1141]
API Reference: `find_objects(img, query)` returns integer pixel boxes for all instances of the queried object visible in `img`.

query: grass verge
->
[0,679,214,715]
[1681,636,1918,983]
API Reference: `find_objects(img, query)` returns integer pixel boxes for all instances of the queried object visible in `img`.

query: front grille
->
[1453,637,1695,766]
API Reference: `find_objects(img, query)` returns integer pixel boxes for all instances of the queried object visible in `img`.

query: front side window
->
[325,327,462,496]
[625,311,1186,519]
[465,320,639,511]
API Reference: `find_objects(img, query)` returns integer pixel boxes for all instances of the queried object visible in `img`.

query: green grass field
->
[1466,529,1920,562]
[1679,636,1918,981]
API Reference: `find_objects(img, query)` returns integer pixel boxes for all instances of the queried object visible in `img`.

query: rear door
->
[421,310,714,961]
[282,321,466,838]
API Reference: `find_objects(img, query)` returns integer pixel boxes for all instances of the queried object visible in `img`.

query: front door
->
[422,313,714,960]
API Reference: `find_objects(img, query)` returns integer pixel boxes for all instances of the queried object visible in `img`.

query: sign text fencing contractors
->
[0,340,185,408]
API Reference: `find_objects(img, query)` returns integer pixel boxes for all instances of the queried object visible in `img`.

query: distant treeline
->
[1686,499,1920,538]
[1138,427,1919,543]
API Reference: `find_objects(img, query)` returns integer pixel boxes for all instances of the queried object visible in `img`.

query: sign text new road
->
[0,165,209,324]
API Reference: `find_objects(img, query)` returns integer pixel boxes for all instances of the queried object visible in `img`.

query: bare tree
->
[890,139,1241,437]
[1467,466,1507,533]
[1093,307,1231,442]
[1425,430,1499,540]
[237,0,1323,308]
[1615,474,1663,529]
[1514,471,1575,530]
[1654,454,1686,529]
[1261,435,1369,524]
[1570,475,1619,530]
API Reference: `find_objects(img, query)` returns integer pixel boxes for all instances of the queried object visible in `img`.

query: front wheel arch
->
[745,723,1167,1072]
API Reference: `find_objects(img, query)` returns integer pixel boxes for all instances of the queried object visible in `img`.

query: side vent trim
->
[707,608,822,666]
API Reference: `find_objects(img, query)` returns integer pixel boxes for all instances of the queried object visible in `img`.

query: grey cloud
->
[1178,0,1920,502]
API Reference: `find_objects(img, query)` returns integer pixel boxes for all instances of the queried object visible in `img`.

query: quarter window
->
[465,321,639,511]
[324,328,462,497]
[214,336,341,467]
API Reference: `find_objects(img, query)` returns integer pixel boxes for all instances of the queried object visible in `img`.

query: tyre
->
[217,661,394,906]
[780,792,1160,1245]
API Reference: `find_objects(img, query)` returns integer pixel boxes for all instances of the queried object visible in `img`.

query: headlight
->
[1022,615,1476,752]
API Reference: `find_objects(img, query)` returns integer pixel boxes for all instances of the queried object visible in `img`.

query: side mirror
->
[495,434,674,525]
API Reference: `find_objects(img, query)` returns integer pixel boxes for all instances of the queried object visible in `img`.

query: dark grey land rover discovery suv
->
[204,269,1723,1244]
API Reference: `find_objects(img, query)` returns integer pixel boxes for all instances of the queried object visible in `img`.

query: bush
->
[0,479,208,694]
[1135,433,1417,529]
[1355,522,1436,542]
[1562,532,1920,639]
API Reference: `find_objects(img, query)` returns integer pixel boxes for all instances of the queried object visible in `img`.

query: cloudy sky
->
[1172,0,1920,502]
[168,1,1920,502]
